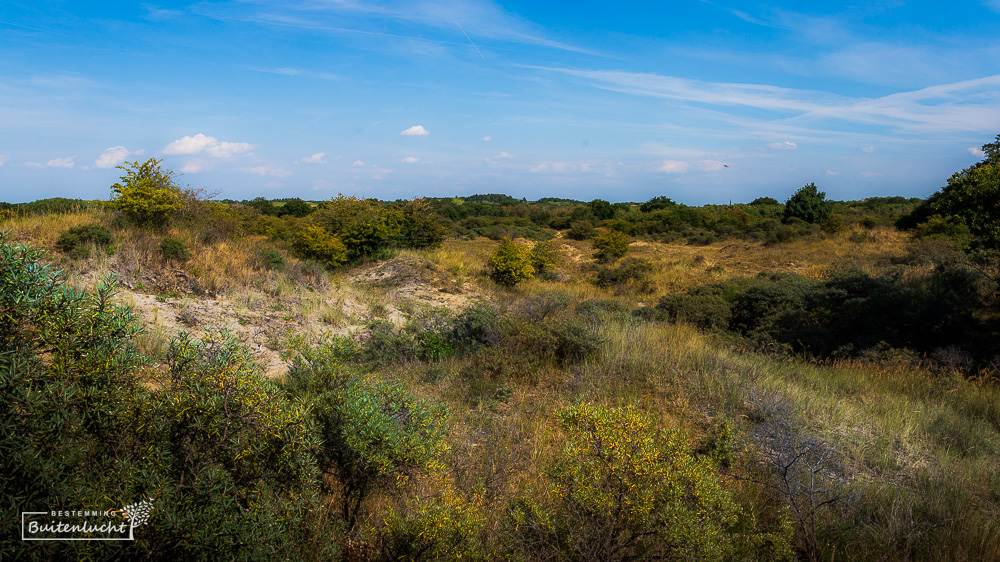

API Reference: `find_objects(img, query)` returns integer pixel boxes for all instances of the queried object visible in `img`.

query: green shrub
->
[529,239,558,273]
[109,159,183,227]
[507,403,792,561]
[566,220,595,240]
[488,237,535,287]
[292,225,348,268]
[311,376,448,528]
[159,236,191,261]
[593,257,655,292]
[783,183,831,224]
[592,229,630,262]
[55,223,114,259]
[257,248,286,271]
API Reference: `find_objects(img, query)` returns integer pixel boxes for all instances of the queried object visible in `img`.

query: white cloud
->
[248,166,292,177]
[399,125,430,136]
[826,169,839,176]
[767,141,798,150]
[297,152,326,164]
[861,171,883,177]
[861,146,876,153]
[401,156,420,163]
[95,146,132,169]
[485,151,514,163]
[657,159,727,173]
[0,155,6,168]
[482,135,492,142]
[181,162,203,173]
[352,160,365,167]
[658,160,690,173]
[46,156,76,169]
[968,147,986,157]
[21,162,44,169]
[162,133,253,158]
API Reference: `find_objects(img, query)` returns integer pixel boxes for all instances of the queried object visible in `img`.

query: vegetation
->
[109,159,183,227]
[3,137,1000,560]
[488,237,535,286]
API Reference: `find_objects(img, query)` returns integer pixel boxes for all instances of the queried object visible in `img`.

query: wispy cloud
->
[768,141,798,150]
[400,125,430,136]
[968,146,986,157]
[250,67,340,80]
[248,165,292,177]
[198,0,594,55]
[297,152,326,164]
[401,156,420,163]
[861,146,876,153]
[162,134,254,158]
[657,159,727,173]
[482,135,492,142]
[544,67,1000,134]
[46,156,75,168]
[181,162,203,174]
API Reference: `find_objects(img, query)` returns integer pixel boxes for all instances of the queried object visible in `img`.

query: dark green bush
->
[784,183,831,224]
[160,236,191,261]
[593,257,655,292]
[56,223,114,259]
[258,248,286,271]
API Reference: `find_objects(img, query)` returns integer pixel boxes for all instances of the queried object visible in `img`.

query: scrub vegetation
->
[2,135,999,560]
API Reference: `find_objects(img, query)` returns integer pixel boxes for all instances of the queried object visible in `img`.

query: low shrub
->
[159,236,191,261]
[55,223,114,259]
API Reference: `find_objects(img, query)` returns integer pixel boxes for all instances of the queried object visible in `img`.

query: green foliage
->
[750,196,780,206]
[257,248,286,271]
[400,198,450,248]
[292,224,348,268]
[923,136,1000,252]
[784,183,831,224]
[592,229,631,262]
[280,197,313,218]
[509,403,791,561]
[56,223,114,259]
[655,267,998,368]
[593,257,655,293]
[529,239,558,273]
[159,236,191,261]
[640,195,677,212]
[488,237,535,286]
[566,220,596,240]
[0,233,146,558]
[312,376,448,528]
[372,490,484,561]
[589,198,615,221]
[110,159,183,227]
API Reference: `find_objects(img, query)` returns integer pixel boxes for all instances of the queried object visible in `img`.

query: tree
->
[900,134,1000,281]
[783,183,831,224]
[109,159,183,227]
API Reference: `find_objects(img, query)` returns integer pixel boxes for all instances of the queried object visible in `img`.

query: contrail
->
[453,18,486,61]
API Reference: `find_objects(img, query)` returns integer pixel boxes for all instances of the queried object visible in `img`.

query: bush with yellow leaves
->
[507,402,793,561]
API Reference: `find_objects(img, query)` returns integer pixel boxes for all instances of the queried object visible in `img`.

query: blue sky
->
[2,1,999,204]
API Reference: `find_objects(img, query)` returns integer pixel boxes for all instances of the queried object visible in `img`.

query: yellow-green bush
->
[109,159,183,227]
[292,224,348,268]
[508,403,793,561]
[487,237,535,287]
[592,229,631,262]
